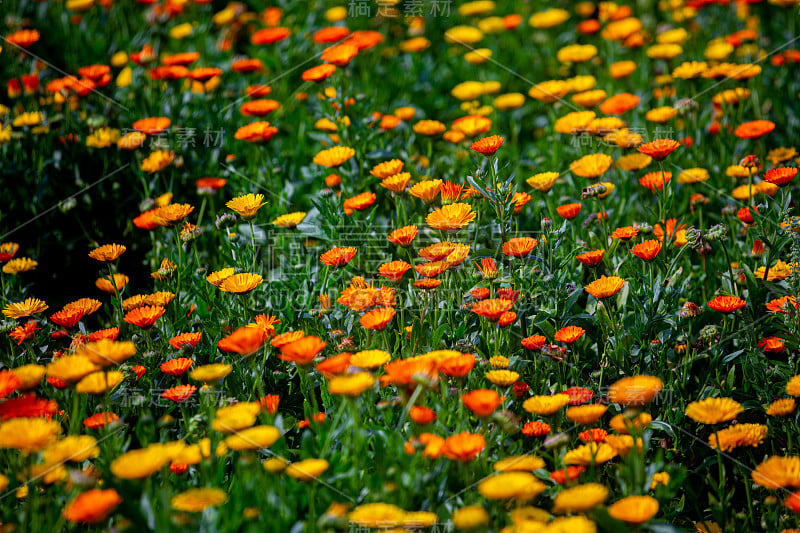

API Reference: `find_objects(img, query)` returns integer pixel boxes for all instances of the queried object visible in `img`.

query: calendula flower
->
[576,249,604,266]
[470,135,504,156]
[638,139,680,160]
[566,404,607,424]
[234,122,277,143]
[220,273,263,294]
[502,237,537,257]
[320,247,357,267]
[734,119,775,139]
[162,385,197,403]
[442,432,485,462]
[608,375,663,406]
[462,389,503,417]
[426,203,476,231]
[189,364,232,384]
[279,336,327,366]
[631,240,662,261]
[709,423,768,451]
[0,417,60,452]
[552,483,608,513]
[563,442,617,465]
[170,488,227,513]
[327,373,375,397]
[226,194,266,220]
[2,257,37,274]
[141,151,174,173]
[314,146,355,167]
[3,297,48,319]
[124,305,165,329]
[685,397,743,424]
[752,456,800,489]
[218,327,267,357]
[554,325,585,343]
[272,212,307,227]
[360,307,395,330]
[478,472,546,500]
[570,153,613,179]
[608,495,659,524]
[63,489,122,524]
[707,295,745,313]
[584,275,625,298]
[76,371,124,395]
[766,398,795,416]
[764,167,797,187]
[523,394,570,416]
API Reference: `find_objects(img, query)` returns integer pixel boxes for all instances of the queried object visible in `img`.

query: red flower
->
[8,321,38,345]
[522,335,546,350]
[579,428,608,442]
[521,420,551,437]
[737,206,759,224]
[470,135,505,156]
[554,325,585,343]
[707,295,746,313]
[564,386,593,405]
[576,249,605,267]
[764,167,797,187]
[513,381,530,398]
[0,394,58,420]
[557,203,582,219]
[550,466,586,484]
[83,412,119,429]
[0,370,21,399]
[161,385,197,403]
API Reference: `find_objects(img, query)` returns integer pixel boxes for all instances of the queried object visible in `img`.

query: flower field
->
[2,0,800,530]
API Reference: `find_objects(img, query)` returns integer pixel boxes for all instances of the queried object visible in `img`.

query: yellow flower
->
[313,146,355,167]
[426,203,476,232]
[444,26,484,44]
[171,488,228,512]
[557,44,597,63]
[527,171,560,192]
[141,150,174,173]
[523,394,570,416]
[46,355,100,383]
[413,120,446,136]
[272,212,307,228]
[451,81,486,101]
[88,243,126,262]
[190,364,233,383]
[219,273,263,294]
[286,458,329,481]
[647,43,683,60]
[2,257,37,274]
[752,456,800,489]
[86,127,121,148]
[13,112,44,127]
[327,372,375,396]
[111,443,186,479]
[766,398,795,416]
[76,371,124,395]
[608,495,659,524]
[409,179,443,203]
[570,154,613,179]
[451,505,489,530]
[493,455,545,472]
[657,27,688,44]
[528,80,569,103]
[493,93,525,110]
[263,457,289,473]
[787,375,800,396]
[650,471,670,489]
[563,442,617,465]
[0,418,60,453]
[206,268,235,287]
[607,375,663,406]
[552,483,608,513]
[3,297,48,319]
[464,48,492,65]
[685,397,743,424]
[488,356,509,369]
[223,425,281,451]
[672,61,708,79]
[678,168,709,184]
[169,22,193,40]
[42,435,99,464]
[554,111,596,134]
[11,364,46,390]
[478,472,546,500]
[609,60,637,79]
[645,106,678,123]
[458,0,495,16]
[485,370,519,386]
[528,8,569,28]
[75,339,136,366]
[351,350,391,369]
[708,423,768,451]
[565,404,607,424]
[226,194,266,220]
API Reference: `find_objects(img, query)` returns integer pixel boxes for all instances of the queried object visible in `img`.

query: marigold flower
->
[599,92,640,114]
[563,442,617,465]
[360,307,395,330]
[63,489,122,524]
[49,308,85,328]
[388,225,418,247]
[409,180,442,203]
[162,384,197,403]
[0,418,60,452]
[584,275,625,298]
[302,64,337,82]
[709,423,768,451]
[577,249,604,266]
[234,121,277,143]
[442,432,485,462]
[320,247,357,267]
[220,273,263,294]
[226,193,266,220]
[734,119,775,139]
[767,398,796,416]
[502,237,537,257]
[251,27,291,44]
[554,325,585,343]
[272,212,307,228]
[707,295,745,313]
[637,138,680,160]
[279,336,327,366]
[83,412,119,429]
[471,298,513,321]
[579,428,608,442]
[552,483,608,513]
[160,357,192,376]
[123,305,165,329]
[240,99,279,117]
[570,153,613,179]
[470,135,504,156]
[171,488,228,512]
[566,404,607,424]
[426,203,476,231]
[478,472,545,500]
[764,166,798,187]
[327,372,375,397]
[685,397,743,424]
[76,370,124,395]
[2,257,37,274]
[314,146,355,167]
[607,495,659,524]
[462,389,503,417]
[752,456,800,489]
[631,240,662,262]
[522,420,551,437]
[132,117,170,135]
[523,394,570,416]
[218,327,267,357]
[608,375,663,406]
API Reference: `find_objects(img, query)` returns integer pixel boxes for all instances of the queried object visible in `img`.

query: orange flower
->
[611,226,638,240]
[279,336,327,366]
[315,353,352,377]
[637,139,680,160]
[88,243,126,262]
[522,421,551,437]
[240,99,280,117]
[382,356,439,387]
[8,321,38,345]
[301,64,337,82]
[426,203,476,232]
[471,135,505,156]
[343,192,376,215]
[764,167,797,187]
[521,335,546,350]
[321,247,357,267]
[631,240,662,262]
[251,27,291,45]
[452,115,492,137]
[577,249,605,266]
[475,258,498,279]
[639,171,672,192]
[415,261,448,278]
[443,432,486,461]
[0,370,21,399]
[557,203,582,219]
[502,237,538,258]
[734,119,775,139]
[259,394,280,415]
[123,305,165,329]
[599,92,640,114]
[161,385,196,403]
[95,273,129,293]
[360,307,395,330]
[218,327,267,356]
[153,204,194,226]
[410,406,436,425]
[708,295,746,313]
[63,489,122,524]
[321,43,358,66]
[570,153,613,179]
[555,326,585,343]
[439,353,475,378]
[132,117,170,135]
[50,308,85,328]
[462,389,503,418]
[234,122,278,143]
[388,225,418,247]
[169,332,201,350]
[83,412,119,429]
[160,358,192,376]
[377,260,411,282]
[585,275,625,298]
[471,299,513,322]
